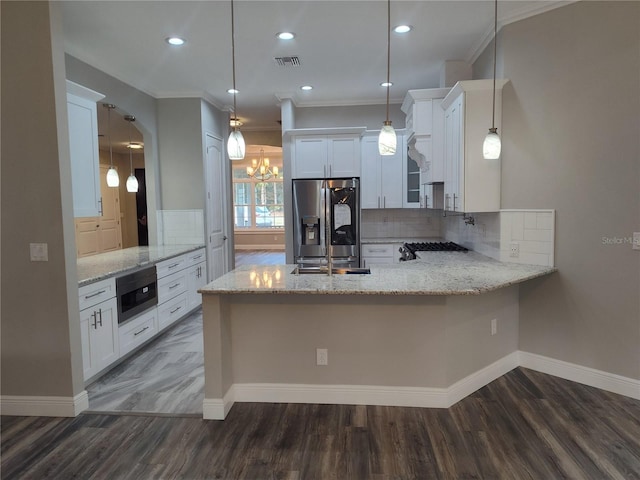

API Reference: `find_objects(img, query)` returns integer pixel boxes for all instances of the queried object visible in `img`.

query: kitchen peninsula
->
[200,252,555,419]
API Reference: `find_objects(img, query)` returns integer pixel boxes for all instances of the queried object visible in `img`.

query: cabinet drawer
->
[158,271,188,304]
[362,244,397,257]
[156,255,187,279]
[119,307,158,357]
[158,293,187,331]
[78,277,116,311]
[185,248,206,268]
[363,256,397,267]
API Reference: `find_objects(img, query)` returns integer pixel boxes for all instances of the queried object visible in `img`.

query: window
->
[233,167,284,229]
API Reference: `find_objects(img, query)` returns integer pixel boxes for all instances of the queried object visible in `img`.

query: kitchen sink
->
[292,267,371,275]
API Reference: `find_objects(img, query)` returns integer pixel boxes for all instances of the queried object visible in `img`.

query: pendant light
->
[483,0,501,160]
[104,103,120,187]
[227,0,245,160]
[378,0,396,156]
[124,115,139,193]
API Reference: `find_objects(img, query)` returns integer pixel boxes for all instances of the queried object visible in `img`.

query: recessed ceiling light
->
[380,82,393,87]
[227,88,239,94]
[166,36,186,46]
[276,32,295,40]
[393,25,412,34]
[300,85,313,91]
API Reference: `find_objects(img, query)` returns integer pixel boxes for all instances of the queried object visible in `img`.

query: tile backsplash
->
[361,208,442,239]
[157,209,204,245]
[444,209,555,267]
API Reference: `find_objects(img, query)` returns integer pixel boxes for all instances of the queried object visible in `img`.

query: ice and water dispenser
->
[302,215,321,246]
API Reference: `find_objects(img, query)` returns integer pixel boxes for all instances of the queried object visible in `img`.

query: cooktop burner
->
[399,241,468,261]
[405,241,468,253]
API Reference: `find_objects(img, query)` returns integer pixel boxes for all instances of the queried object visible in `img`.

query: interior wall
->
[157,98,205,210]
[1,1,82,398]
[475,1,640,379]
[65,55,161,245]
[294,103,405,130]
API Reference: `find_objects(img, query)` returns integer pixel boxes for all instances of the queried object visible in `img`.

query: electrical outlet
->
[30,243,48,262]
[491,318,497,336]
[316,348,328,366]
[509,242,520,258]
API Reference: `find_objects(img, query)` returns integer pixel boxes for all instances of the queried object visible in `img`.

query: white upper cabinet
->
[442,79,508,213]
[361,133,404,209]
[66,80,105,218]
[401,88,450,187]
[289,128,364,179]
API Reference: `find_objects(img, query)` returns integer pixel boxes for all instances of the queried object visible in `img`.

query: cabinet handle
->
[424,194,429,208]
[383,196,386,208]
[84,289,106,300]
[192,255,203,260]
[168,263,180,269]
[97,308,103,327]
[170,306,182,315]
[134,326,150,336]
[445,194,450,210]
[329,165,332,177]
[169,283,180,290]
[91,312,97,329]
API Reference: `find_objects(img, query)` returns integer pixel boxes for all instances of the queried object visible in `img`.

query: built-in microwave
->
[116,266,158,324]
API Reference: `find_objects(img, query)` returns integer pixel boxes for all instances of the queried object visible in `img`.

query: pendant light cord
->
[231,0,238,130]
[491,0,497,130]
[108,106,114,167]
[385,0,391,123]
[128,117,133,173]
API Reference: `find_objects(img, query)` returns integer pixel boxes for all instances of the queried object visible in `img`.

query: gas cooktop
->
[399,241,468,261]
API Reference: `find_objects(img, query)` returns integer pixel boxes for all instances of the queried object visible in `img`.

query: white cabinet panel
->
[361,134,403,209]
[158,292,188,331]
[187,262,207,311]
[79,296,119,381]
[292,134,361,179]
[442,80,506,213]
[292,136,327,178]
[67,81,104,218]
[119,307,158,357]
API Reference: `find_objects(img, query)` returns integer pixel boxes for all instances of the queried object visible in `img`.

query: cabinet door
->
[68,93,101,218]
[80,297,119,380]
[187,262,207,310]
[444,95,463,212]
[431,98,446,183]
[380,146,404,208]
[293,136,327,178]
[360,136,381,209]
[328,135,360,178]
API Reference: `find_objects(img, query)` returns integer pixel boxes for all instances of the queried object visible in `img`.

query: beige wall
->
[474,2,640,379]
[234,232,285,250]
[1,1,83,398]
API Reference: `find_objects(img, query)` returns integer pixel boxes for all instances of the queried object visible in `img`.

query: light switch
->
[633,232,640,251]
[30,243,48,262]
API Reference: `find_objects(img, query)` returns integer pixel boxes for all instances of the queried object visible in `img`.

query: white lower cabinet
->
[79,296,119,381]
[119,307,158,357]
[361,243,401,267]
[187,262,207,311]
[158,292,188,331]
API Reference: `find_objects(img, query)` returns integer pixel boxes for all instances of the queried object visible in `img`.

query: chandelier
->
[246,148,279,181]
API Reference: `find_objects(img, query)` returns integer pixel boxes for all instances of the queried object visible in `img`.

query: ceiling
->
[61,1,569,133]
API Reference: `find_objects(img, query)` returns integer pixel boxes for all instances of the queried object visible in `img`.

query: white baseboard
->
[203,387,235,420]
[203,352,521,418]
[519,351,640,400]
[447,351,520,406]
[0,390,89,417]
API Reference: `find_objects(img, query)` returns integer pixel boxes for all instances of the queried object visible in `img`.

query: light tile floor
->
[86,250,285,416]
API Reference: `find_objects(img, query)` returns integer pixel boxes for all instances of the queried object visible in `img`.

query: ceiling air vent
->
[274,56,301,67]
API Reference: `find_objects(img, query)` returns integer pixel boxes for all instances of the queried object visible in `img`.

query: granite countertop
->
[77,245,204,286]
[200,251,556,296]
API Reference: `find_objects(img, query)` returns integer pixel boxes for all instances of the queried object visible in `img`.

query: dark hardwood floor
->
[2,368,639,479]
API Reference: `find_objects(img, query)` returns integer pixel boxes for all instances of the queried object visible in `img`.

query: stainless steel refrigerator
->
[292,178,360,268]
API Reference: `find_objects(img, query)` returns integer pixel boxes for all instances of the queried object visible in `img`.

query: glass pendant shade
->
[126,174,139,193]
[228,129,246,160]
[378,122,397,155]
[106,167,120,187]
[483,128,501,160]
